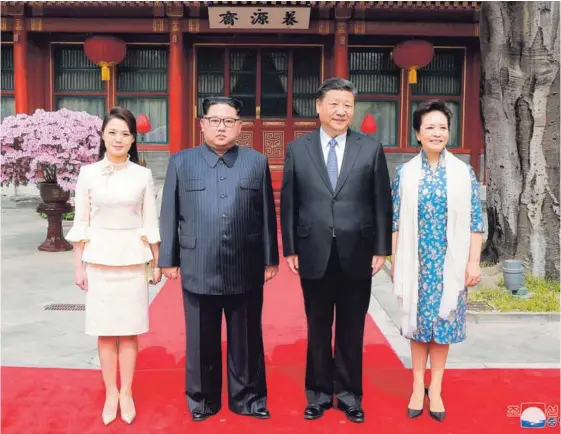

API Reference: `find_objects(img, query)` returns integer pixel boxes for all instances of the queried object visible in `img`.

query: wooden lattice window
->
[410,48,464,148]
[1,45,15,120]
[53,46,106,119]
[349,47,400,147]
[196,46,322,119]
[117,46,168,144]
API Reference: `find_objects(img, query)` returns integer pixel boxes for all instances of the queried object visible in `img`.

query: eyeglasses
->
[203,117,240,128]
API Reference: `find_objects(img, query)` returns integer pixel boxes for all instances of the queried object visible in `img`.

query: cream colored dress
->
[66,156,161,336]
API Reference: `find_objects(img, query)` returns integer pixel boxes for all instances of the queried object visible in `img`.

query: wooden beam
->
[186,18,334,34]
[153,2,166,18]
[30,18,170,33]
[350,21,480,37]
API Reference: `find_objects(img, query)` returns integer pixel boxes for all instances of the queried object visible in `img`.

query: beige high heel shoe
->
[119,394,136,424]
[102,394,119,426]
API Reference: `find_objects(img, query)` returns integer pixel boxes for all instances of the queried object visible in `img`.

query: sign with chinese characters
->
[208,7,311,30]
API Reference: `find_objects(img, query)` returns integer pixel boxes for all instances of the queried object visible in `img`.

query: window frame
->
[194,44,324,120]
[349,44,467,151]
[1,43,16,120]
[408,47,466,149]
[349,45,402,149]
[352,99,400,148]
[116,45,169,145]
[51,43,107,118]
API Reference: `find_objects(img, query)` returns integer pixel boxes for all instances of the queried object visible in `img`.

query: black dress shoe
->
[251,408,271,419]
[304,404,324,420]
[192,412,209,422]
[407,387,428,419]
[343,406,365,423]
[429,409,446,422]
[408,408,423,419]
[427,389,446,422]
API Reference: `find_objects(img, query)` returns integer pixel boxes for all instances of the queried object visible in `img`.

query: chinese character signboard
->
[209,7,311,30]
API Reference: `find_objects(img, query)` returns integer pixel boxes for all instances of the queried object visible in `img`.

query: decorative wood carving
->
[187,18,200,33]
[294,131,309,139]
[166,3,184,17]
[29,18,43,32]
[153,18,165,32]
[318,20,330,35]
[352,20,366,34]
[237,131,253,148]
[263,132,284,158]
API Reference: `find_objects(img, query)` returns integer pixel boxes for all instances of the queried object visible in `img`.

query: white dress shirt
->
[320,127,347,175]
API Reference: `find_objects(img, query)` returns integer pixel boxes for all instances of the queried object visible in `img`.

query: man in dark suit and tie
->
[159,96,279,422]
[280,78,392,423]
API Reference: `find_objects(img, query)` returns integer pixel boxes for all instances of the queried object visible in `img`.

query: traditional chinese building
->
[1,1,484,193]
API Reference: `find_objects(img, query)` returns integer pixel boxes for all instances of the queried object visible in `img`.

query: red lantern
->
[84,36,127,81]
[360,114,377,135]
[136,114,151,135]
[392,40,434,84]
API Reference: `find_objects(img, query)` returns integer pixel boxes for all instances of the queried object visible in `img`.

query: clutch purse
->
[145,262,154,284]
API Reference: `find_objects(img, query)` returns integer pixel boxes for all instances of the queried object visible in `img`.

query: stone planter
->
[37,182,73,252]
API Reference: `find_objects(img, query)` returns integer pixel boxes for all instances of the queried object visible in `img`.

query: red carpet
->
[2,260,559,433]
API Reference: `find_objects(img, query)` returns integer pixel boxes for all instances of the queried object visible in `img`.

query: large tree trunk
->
[480,1,560,279]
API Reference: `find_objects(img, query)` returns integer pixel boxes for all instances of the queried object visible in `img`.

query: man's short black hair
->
[412,99,452,131]
[202,96,243,116]
[316,77,357,100]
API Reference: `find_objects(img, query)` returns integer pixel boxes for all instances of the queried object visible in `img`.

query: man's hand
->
[372,255,385,275]
[286,255,299,275]
[162,267,179,280]
[265,265,279,282]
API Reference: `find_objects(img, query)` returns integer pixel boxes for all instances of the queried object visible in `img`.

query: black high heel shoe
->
[407,388,428,419]
[427,388,446,422]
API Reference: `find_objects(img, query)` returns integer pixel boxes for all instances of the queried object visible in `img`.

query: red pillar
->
[168,18,184,154]
[334,20,349,78]
[13,17,29,114]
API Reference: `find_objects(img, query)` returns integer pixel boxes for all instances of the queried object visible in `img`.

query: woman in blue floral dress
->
[391,100,484,422]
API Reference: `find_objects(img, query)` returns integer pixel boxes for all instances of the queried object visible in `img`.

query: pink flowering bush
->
[1,108,102,192]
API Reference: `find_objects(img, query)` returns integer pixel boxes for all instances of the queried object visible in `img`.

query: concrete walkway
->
[0,200,165,369]
[1,201,559,370]
[368,266,560,369]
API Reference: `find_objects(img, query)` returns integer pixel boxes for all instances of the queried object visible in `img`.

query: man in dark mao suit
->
[281,78,392,423]
[159,96,279,422]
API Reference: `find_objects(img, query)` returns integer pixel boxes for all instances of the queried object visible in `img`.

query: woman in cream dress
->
[66,107,161,426]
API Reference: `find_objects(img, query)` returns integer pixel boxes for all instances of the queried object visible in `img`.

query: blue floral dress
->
[392,151,484,344]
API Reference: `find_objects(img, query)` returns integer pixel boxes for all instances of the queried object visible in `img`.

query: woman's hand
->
[151,267,162,285]
[74,265,88,291]
[465,261,481,287]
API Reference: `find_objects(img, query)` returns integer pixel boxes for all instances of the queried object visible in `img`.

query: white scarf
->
[393,150,472,338]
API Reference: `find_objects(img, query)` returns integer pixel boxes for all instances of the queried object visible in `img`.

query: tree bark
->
[480,1,560,279]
